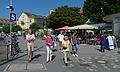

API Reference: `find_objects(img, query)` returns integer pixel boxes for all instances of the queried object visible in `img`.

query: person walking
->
[51,32,57,48]
[112,34,117,48]
[107,34,114,50]
[62,36,70,66]
[44,34,53,63]
[100,34,107,52]
[71,33,79,57]
[26,29,35,62]
[58,31,64,50]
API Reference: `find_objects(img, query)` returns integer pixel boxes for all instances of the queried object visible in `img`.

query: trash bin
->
[0,37,9,61]
[0,44,8,61]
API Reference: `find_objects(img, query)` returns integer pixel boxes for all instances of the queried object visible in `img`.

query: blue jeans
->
[72,44,79,54]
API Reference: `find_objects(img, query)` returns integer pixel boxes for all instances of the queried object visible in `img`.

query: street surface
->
[0,37,120,72]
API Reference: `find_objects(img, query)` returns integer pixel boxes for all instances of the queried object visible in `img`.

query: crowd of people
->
[25,29,80,66]
[100,33,117,52]
[25,29,118,66]
[43,31,81,66]
[0,28,118,67]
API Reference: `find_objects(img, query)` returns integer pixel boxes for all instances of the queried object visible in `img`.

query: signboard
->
[10,13,16,22]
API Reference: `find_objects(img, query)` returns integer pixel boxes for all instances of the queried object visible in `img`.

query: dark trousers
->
[72,44,78,54]
[101,45,105,52]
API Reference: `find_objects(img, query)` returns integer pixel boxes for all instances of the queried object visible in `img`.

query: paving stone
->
[100,64,110,70]
[27,63,46,70]
[110,63,116,66]
[97,60,107,64]
[86,67,95,71]
[4,63,26,72]
[113,65,120,68]
[91,64,98,68]
[62,64,74,68]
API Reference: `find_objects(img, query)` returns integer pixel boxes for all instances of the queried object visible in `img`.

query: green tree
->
[83,0,120,23]
[2,24,10,33]
[30,23,40,33]
[2,24,22,33]
[12,25,22,32]
[48,6,88,29]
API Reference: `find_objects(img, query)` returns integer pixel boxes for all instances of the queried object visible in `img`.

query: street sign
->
[10,13,16,22]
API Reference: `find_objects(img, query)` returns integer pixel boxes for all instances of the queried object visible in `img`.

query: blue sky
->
[0,0,84,19]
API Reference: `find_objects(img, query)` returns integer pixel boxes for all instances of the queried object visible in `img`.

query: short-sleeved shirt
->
[71,35,78,44]
[26,33,35,45]
[58,34,64,42]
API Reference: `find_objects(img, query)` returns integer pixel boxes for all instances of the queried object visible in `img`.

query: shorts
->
[59,41,62,47]
[27,43,34,51]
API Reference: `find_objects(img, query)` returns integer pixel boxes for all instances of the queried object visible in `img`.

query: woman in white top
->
[58,32,64,50]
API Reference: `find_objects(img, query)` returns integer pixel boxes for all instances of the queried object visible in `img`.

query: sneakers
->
[72,54,78,57]
[65,63,68,66]
[75,54,78,57]
[72,54,75,57]
[46,60,50,63]
[28,59,31,63]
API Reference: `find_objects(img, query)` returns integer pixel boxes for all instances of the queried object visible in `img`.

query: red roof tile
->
[0,18,16,25]
[0,19,9,24]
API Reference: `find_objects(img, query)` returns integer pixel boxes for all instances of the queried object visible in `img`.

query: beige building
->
[17,12,47,30]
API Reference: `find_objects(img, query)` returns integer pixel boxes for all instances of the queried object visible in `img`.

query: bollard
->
[7,44,9,60]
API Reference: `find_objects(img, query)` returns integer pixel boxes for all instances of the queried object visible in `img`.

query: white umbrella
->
[69,24,98,30]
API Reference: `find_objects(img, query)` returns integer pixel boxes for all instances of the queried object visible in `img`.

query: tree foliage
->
[48,6,88,29]
[12,25,22,32]
[83,0,120,23]
[30,23,40,33]
[2,24,22,33]
[2,24,10,33]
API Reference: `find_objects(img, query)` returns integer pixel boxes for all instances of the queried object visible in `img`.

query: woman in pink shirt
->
[44,34,53,63]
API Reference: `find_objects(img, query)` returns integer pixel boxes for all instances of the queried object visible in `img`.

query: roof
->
[103,13,120,22]
[0,18,16,25]
[69,24,98,30]
[23,12,47,19]
[0,19,9,24]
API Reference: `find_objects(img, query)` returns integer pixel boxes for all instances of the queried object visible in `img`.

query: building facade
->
[113,16,120,36]
[17,12,47,30]
[103,13,120,37]
[92,23,112,31]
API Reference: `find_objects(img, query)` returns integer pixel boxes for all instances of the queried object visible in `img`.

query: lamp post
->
[6,0,16,56]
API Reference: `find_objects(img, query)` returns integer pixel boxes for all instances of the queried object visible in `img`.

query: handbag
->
[62,40,69,50]
[63,46,67,49]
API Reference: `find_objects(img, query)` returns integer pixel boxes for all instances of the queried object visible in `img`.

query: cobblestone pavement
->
[1,37,120,72]
[69,52,120,72]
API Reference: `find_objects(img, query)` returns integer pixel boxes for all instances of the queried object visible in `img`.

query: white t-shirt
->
[107,35,114,46]
[58,34,64,42]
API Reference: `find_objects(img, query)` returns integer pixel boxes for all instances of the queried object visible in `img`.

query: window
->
[30,19,31,22]
[21,21,25,25]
